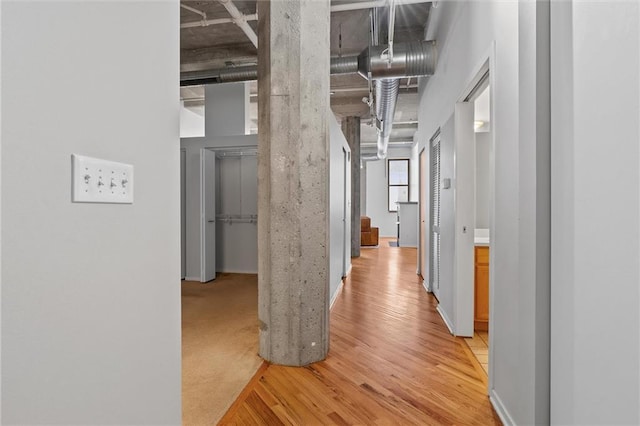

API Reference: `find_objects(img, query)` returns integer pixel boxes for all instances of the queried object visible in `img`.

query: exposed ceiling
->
[180,0,432,146]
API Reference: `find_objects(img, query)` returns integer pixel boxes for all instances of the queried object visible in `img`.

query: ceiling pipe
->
[385,0,397,65]
[218,0,258,48]
[180,40,435,85]
[181,3,207,19]
[181,14,257,30]
[330,0,429,13]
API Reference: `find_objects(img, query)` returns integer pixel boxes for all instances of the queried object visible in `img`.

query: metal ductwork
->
[181,65,258,86]
[180,39,437,165]
[365,79,400,161]
[357,40,436,80]
[180,40,436,85]
[359,41,436,162]
[330,55,359,75]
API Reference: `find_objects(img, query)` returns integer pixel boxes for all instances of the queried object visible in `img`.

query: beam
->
[330,0,429,13]
[181,43,257,72]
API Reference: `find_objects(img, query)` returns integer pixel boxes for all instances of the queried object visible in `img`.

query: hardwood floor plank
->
[219,238,500,425]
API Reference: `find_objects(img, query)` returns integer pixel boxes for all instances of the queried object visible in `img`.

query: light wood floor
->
[464,332,490,376]
[220,238,501,425]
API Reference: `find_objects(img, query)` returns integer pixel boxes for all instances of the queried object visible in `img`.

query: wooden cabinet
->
[474,246,490,331]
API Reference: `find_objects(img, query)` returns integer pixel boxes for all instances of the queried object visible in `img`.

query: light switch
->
[72,154,134,204]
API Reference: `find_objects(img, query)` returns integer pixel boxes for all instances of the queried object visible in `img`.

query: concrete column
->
[342,117,361,257]
[257,0,330,366]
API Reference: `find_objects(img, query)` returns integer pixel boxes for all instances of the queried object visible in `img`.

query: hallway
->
[220,238,500,424]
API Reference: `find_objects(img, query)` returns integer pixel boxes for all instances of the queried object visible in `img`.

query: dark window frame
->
[387,158,410,212]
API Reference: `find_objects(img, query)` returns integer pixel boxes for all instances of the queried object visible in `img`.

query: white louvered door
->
[430,134,441,296]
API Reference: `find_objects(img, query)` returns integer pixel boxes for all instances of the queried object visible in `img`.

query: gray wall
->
[216,155,258,273]
[365,146,414,237]
[329,115,351,301]
[205,83,250,137]
[182,111,349,305]
[181,82,257,278]
[181,135,258,279]
[550,1,640,424]
[475,132,491,229]
[1,1,181,423]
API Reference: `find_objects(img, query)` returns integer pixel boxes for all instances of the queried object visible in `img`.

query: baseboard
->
[489,389,515,426]
[342,265,353,278]
[421,279,432,293]
[474,320,489,331]
[184,276,200,282]
[436,305,455,335]
[330,280,344,310]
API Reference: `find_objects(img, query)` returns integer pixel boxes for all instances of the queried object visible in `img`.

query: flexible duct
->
[181,56,358,86]
[181,65,258,86]
[180,40,436,166]
[330,55,359,75]
[372,79,400,160]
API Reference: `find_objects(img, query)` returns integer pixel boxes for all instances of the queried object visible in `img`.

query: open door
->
[181,149,186,279]
[200,148,216,282]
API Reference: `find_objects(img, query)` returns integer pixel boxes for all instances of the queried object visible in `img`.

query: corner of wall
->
[490,390,516,426]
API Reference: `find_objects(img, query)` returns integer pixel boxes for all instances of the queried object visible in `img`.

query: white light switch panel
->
[72,154,134,204]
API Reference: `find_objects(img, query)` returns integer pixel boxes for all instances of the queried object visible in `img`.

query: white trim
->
[422,279,432,293]
[489,389,515,426]
[343,264,352,278]
[217,269,258,275]
[184,277,200,282]
[330,280,344,310]
[436,304,455,335]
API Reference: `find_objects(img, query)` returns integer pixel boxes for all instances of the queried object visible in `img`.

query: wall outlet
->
[72,154,134,204]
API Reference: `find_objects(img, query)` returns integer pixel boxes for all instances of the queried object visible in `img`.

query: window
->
[388,158,410,212]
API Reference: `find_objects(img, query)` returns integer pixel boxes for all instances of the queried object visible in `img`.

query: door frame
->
[342,147,351,277]
[181,149,186,280]
[200,148,216,282]
[418,146,428,289]
[429,129,441,298]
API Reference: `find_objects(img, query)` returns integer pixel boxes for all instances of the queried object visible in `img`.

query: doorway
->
[456,65,493,380]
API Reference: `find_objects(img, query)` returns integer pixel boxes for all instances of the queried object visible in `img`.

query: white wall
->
[475,132,491,229]
[435,115,455,327]
[329,115,351,301]
[551,1,640,424]
[365,146,414,236]
[1,2,181,423]
[417,1,549,423]
[410,140,420,202]
[180,102,205,138]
